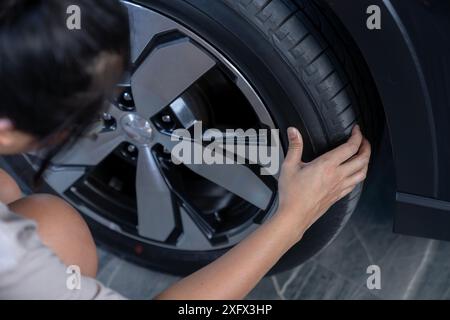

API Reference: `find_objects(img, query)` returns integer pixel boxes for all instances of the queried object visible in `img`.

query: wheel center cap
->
[120,114,154,145]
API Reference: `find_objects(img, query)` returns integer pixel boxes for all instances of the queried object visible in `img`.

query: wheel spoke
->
[178,208,211,249]
[51,123,125,167]
[131,37,216,119]
[158,135,274,210]
[135,146,176,241]
[42,167,87,193]
[170,97,198,129]
[124,2,178,62]
[185,162,273,210]
[215,142,284,179]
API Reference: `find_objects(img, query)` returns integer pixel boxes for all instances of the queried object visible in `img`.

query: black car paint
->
[320,0,450,240]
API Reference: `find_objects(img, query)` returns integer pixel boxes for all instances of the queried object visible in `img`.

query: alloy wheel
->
[27,1,282,251]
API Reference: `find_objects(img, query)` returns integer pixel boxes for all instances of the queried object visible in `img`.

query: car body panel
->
[320,0,450,240]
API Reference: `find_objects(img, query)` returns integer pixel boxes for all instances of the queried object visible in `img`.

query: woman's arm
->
[156,211,298,300]
[156,126,371,300]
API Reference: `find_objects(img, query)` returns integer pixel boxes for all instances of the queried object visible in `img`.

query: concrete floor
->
[3,137,450,300]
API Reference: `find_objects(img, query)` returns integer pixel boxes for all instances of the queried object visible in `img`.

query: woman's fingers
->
[338,187,355,201]
[320,125,364,166]
[337,167,368,201]
[339,138,371,177]
[284,127,304,167]
[339,137,371,191]
[341,166,369,191]
[337,137,371,197]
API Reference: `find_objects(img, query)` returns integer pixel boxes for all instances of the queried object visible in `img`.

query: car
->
[4,0,450,275]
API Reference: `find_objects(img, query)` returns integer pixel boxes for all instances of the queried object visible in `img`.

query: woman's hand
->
[157,125,371,300]
[277,125,371,243]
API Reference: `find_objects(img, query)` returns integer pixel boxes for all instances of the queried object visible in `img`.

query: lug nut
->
[102,113,112,121]
[162,115,172,123]
[127,144,137,153]
[121,143,138,161]
[117,90,135,112]
[123,92,133,102]
[102,113,116,130]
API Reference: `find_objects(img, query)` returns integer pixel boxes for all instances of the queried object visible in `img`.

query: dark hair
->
[0,0,130,182]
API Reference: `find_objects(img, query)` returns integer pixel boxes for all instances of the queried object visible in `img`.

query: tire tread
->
[224,0,358,147]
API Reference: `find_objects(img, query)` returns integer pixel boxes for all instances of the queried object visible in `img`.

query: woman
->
[0,0,371,299]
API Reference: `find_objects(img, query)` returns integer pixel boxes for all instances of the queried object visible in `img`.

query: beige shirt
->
[0,201,126,300]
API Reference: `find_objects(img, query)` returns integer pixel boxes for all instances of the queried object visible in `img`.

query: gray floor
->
[3,138,450,300]
[94,140,450,300]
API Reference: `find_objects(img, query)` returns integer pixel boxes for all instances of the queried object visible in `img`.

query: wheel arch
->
[317,0,439,199]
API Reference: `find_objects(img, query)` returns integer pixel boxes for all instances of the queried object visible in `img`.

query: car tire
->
[3,0,379,276]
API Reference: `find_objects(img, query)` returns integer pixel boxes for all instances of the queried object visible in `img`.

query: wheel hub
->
[120,113,154,145]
